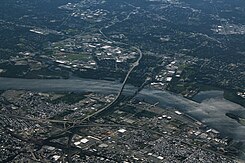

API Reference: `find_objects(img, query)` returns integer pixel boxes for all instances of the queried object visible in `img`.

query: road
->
[78,46,142,122]
[79,9,143,122]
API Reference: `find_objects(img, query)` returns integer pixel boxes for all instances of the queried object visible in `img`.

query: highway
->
[78,46,142,122]
[79,10,143,122]
[0,113,71,124]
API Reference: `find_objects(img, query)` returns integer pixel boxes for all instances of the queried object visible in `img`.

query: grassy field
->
[224,90,245,107]
[65,53,91,62]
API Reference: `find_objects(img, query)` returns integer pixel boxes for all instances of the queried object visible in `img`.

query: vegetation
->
[50,92,87,104]
[224,90,245,107]
[66,53,91,62]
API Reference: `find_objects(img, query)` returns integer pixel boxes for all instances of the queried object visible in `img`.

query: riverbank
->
[0,77,245,142]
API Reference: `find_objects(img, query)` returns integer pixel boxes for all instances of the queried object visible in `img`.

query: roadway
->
[79,10,143,122]
[78,46,142,122]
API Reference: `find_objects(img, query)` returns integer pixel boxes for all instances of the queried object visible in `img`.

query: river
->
[0,77,245,141]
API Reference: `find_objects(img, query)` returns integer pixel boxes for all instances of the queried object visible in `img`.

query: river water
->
[0,77,245,141]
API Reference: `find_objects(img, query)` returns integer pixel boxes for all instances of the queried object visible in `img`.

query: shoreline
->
[0,77,244,141]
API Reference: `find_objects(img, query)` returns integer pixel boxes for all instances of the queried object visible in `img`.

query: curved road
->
[79,46,142,122]
[81,10,144,122]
